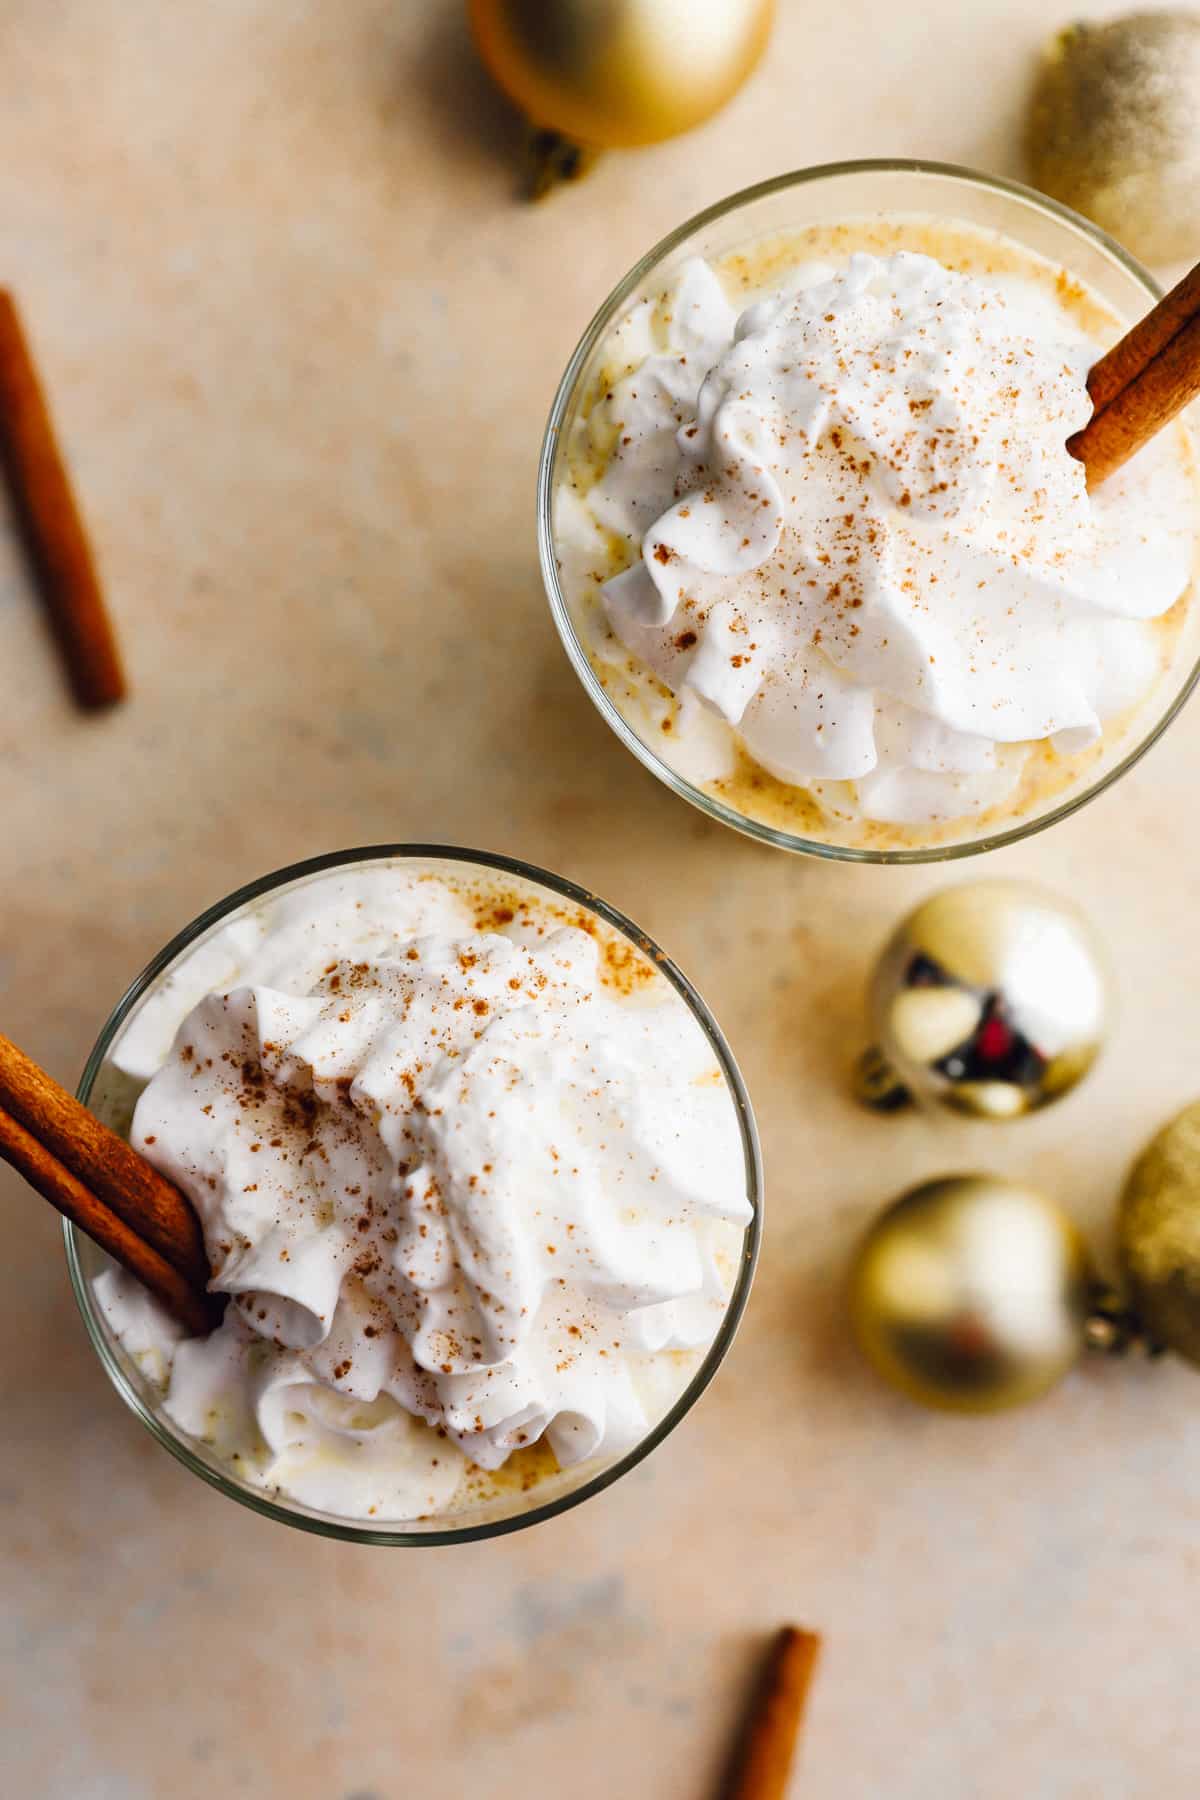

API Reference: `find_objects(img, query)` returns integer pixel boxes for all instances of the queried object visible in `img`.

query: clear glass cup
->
[65,845,762,1546]
[538,158,1200,864]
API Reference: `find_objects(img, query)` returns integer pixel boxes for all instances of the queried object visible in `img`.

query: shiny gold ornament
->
[850,1175,1093,1412]
[1118,1101,1200,1365]
[468,0,775,194]
[858,881,1109,1120]
[1028,12,1200,264]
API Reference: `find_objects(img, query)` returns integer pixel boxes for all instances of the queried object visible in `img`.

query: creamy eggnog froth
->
[553,217,1199,850]
[90,860,752,1526]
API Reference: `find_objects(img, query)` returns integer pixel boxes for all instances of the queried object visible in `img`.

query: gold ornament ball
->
[1119,1100,1200,1366]
[1028,12,1200,265]
[850,1175,1092,1412]
[865,880,1108,1120]
[468,0,775,148]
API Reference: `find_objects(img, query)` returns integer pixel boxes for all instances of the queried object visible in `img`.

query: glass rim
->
[64,842,763,1547]
[537,156,1200,864]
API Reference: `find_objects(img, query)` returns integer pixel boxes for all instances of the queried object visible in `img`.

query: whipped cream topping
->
[94,866,749,1522]
[560,248,1196,827]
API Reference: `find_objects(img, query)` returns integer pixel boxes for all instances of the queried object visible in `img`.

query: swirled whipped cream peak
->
[558,238,1197,837]
[93,864,750,1523]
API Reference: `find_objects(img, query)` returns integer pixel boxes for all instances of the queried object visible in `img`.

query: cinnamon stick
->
[722,1626,822,1800]
[0,1106,216,1335]
[0,289,125,708]
[1068,258,1200,489]
[1083,261,1200,418]
[0,1031,209,1291]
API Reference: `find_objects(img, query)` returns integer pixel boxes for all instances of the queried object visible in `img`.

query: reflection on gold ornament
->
[845,889,1200,1417]
[851,1104,1200,1411]
[849,1175,1092,1413]
[468,0,775,194]
[858,881,1109,1121]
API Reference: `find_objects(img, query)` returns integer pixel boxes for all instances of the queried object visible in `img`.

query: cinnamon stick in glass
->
[1069,258,1200,489]
[0,1030,209,1290]
[0,1105,215,1335]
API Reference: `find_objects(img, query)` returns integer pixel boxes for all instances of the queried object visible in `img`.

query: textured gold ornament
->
[858,881,1109,1120]
[468,0,775,193]
[1118,1101,1200,1366]
[849,1175,1093,1412]
[1028,12,1200,265]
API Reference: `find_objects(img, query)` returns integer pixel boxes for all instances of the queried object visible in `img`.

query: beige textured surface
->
[4,4,1200,1796]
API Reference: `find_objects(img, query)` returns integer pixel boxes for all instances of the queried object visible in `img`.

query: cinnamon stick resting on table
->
[722,1626,823,1799]
[0,289,126,708]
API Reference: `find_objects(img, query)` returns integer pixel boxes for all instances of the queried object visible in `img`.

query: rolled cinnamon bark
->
[1084,261,1200,418]
[1068,258,1200,488]
[0,1106,216,1335]
[722,1625,822,1800]
[0,1031,209,1290]
[0,289,126,708]
[1071,309,1200,489]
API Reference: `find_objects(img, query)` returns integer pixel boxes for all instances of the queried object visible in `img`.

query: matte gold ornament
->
[468,0,775,194]
[1028,12,1200,265]
[849,1175,1093,1413]
[857,881,1109,1120]
[1118,1100,1200,1365]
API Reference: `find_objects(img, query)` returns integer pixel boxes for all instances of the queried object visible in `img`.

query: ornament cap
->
[854,1045,912,1112]
[1081,1283,1162,1359]
[524,127,597,200]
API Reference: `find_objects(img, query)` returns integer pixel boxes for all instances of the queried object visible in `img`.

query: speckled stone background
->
[5,4,1200,1796]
